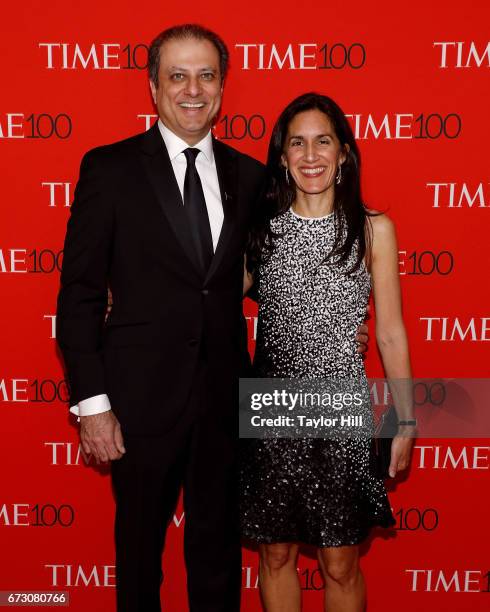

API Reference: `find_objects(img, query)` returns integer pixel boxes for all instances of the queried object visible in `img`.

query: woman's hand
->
[388,428,416,478]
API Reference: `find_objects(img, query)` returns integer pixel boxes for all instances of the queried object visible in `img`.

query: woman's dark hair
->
[148,24,229,87]
[248,92,377,274]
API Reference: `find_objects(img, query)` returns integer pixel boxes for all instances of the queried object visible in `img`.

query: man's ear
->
[149,79,157,105]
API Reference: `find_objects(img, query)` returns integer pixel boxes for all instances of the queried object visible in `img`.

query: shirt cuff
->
[69,394,112,417]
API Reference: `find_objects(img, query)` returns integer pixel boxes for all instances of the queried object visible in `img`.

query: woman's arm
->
[370,214,415,477]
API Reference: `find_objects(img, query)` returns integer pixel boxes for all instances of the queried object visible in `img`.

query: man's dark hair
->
[148,24,229,87]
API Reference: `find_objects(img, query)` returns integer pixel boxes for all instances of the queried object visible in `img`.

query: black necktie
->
[183,148,214,274]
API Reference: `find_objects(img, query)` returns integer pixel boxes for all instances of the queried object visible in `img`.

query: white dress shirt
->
[69,120,224,417]
[158,120,224,250]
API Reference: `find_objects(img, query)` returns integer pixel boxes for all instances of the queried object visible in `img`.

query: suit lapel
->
[138,123,201,277]
[138,124,240,283]
[205,138,239,283]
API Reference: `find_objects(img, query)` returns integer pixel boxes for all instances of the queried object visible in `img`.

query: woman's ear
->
[281,153,288,169]
[340,143,350,165]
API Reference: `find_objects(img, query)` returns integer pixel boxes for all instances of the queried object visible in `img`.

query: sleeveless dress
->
[239,208,396,547]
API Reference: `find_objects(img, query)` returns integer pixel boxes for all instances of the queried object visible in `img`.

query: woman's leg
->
[258,542,301,611]
[317,544,365,612]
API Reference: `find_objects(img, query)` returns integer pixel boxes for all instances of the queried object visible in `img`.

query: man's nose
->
[184,76,202,97]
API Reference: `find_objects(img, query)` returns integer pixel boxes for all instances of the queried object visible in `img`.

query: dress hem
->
[241,516,396,548]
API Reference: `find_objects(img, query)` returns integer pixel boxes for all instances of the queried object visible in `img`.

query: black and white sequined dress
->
[240,209,396,547]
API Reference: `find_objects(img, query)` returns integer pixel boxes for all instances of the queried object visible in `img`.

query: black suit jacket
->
[56,122,265,435]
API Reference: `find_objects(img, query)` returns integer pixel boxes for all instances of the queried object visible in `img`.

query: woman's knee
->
[318,547,360,586]
[260,543,297,573]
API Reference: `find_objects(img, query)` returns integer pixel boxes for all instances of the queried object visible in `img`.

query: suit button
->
[201,289,209,296]
[188,339,198,347]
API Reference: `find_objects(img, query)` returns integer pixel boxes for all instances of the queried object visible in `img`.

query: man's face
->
[150,37,223,145]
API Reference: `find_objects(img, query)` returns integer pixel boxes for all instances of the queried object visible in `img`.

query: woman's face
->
[282,109,347,196]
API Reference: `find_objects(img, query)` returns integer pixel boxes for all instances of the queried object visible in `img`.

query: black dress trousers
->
[111,360,241,612]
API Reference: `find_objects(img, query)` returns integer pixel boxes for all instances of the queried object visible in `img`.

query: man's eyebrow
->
[166,66,217,72]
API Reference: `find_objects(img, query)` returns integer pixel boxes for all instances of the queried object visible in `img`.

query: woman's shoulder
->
[366,209,396,238]
[269,209,291,231]
[365,209,398,259]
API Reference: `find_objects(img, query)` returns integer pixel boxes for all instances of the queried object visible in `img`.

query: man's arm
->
[57,149,124,462]
[70,394,112,417]
[57,149,112,402]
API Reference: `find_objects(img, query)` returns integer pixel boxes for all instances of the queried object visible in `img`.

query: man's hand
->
[356,324,369,354]
[356,304,372,354]
[80,411,126,463]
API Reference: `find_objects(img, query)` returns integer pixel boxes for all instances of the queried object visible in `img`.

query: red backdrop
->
[1,1,489,610]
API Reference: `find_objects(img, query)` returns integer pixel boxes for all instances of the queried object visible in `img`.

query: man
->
[57,24,368,612]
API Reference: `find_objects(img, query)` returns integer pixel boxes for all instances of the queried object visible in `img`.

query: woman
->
[240,92,416,611]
